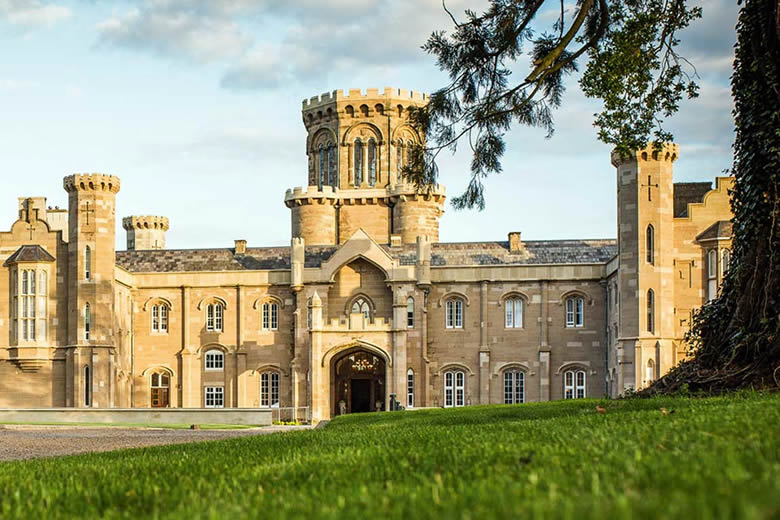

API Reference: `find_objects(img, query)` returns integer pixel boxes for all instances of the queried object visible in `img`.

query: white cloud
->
[0,0,70,27]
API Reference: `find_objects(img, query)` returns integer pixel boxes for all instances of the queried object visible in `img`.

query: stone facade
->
[0,87,734,421]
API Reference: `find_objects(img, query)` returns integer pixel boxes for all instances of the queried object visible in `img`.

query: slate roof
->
[3,245,56,266]
[115,240,617,273]
[696,220,733,242]
[674,182,712,217]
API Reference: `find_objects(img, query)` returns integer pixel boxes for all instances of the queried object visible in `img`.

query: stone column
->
[391,285,409,409]
[309,292,327,422]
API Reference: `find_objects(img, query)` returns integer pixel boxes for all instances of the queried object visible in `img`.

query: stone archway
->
[331,349,386,415]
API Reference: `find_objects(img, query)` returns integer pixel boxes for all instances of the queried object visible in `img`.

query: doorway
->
[333,349,386,415]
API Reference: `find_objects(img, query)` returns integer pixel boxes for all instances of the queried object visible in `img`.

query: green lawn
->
[1,392,778,519]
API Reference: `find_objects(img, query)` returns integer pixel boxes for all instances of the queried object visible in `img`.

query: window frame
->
[504,297,524,329]
[353,139,364,186]
[563,369,587,399]
[646,224,655,264]
[262,302,279,331]
[204,350,225,371]
[84,303,91,341]
[647,289,655,334]
[260,371,280,408]
[204,386,224,408]
[503,370,525,404]
[445,298,464,329]
[206,303,224,332]
[444,369,465,408]
[407,368,415,408]
[85,245,91,280]
[565,297,584,328]
[406,297,414,328]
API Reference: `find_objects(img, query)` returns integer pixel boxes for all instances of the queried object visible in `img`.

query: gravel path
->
[0,425,311,461]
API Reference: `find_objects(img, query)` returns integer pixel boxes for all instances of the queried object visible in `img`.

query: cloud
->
[0,78,40,89]
[0,0,70,27]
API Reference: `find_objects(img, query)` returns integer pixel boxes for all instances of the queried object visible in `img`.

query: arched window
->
[260,371,280,407]
[367,138,377,186]
[85,246,91,280]
[504,370,525,404]
[84,365,91,407]
[351,297,371,319]
[721,249,730,276]
[445,298,464,329]
[646,224,655,264]
[563,369,586,399]
[206,303,223,332]
[565,297,584,328]
[327,144,337,187]
[396,141,404,177]
[406,297,414,328]
[444,370,465,407]
[407,368,415,408]
[354,139,363,186]
[646,359,655,384]
[151,303,169,333]
[647,289,655,333]
[150,371,170,408]
[505,298,523,328]
[262,302,279,331]
[84,303,91,341]
[205,350,224,371]
[318,145,325,190]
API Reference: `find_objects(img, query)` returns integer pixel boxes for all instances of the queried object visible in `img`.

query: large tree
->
[406,0,780,391]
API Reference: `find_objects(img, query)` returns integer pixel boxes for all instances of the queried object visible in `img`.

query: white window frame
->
[262,302,279,331]
[407,368,415,408]
[205,386,224,408]
[445,299,463,329]
[565,297,584,328]
[260,372,280,408]
[503,370,525,404]
[206,303,223,332]
[407,297,415,328]
[151,304,169,334]
[721,249,730,276]
[204,350,224,371]
[564,369,587,399]
[85,245,91,280]
[505,298,523,328]
[444,370,465,408]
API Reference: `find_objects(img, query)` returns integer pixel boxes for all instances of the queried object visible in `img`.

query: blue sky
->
[0,0,739,249]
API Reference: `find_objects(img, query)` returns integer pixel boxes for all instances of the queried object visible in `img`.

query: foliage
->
[647,0,780,395]
[1,394,778,518]
[404,0,701,209]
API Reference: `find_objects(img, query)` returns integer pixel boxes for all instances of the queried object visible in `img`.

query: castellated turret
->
[122,216,169,250]
[285,87,446,245]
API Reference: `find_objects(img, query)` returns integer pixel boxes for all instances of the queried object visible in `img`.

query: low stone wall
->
[0,408,272,426]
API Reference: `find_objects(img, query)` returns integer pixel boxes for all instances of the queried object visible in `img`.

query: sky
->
[0,0,739,250]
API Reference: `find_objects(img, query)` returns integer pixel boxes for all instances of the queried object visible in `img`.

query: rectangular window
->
[564,371,574,399]
[205,386,224,408]
[261,374,269,407]
[152,305,159,332]
[271,304,278,330]
[576,298,584,327]
[407,298,414,328]
[455,371,465,407]
[407,370,414,408]
[566,299,575,327]
[206,305,214,331]
[160,304,168,333]
[214,304,223,331]
[576,371,586,399]
[505,300,514,328]
[444,372,454,407]
[262,303,269,330]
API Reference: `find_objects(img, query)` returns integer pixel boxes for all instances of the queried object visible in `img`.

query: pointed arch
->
[321,339,392,368]
[197,296,228,310]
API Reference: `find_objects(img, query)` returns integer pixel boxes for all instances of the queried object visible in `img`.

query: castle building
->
[0,87,733,421]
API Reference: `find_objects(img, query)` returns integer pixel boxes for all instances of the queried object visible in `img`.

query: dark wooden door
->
[151,388,169,408]
[350,380,371,413]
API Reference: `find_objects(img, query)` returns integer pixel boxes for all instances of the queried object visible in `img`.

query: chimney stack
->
[234,239,247,255]
[508,232,525,254]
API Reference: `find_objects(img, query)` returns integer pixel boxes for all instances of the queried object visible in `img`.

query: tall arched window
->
[505,298,523,328]
[151,303,169,333]
[84,365,91,407]
[407,368,415,408]
[262,302,279,331]
[327,144,337,187]
[444,370,465,407]
[84,303,91,341]
[318,145,326,190]
[354,139,364,186]
[150,371,170,408]
[367,138,377,186]
[647,289,655,333]
[565,297,584,328]
[205,350,224,371]
[646,224,655,264]
[504,370,525,404]
[406,297,414,328]
[396,141,404,177]
[260,371,280,407]
[206,303,223,332]
[721,249,731,276]
[563,369,586,399]
[85,245,91,280]
[646,359,655,384]
[445,298,463,329]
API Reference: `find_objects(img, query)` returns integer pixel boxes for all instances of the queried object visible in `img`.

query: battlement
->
[611,143,679,167]
[302,87,428,111]
[389,183,447,199]
[122,216,170,231]
[284,185,341,207]
[63,174,121,194]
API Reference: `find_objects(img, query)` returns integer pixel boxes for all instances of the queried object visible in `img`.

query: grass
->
[0,392,778,519]
[0,422,257,430]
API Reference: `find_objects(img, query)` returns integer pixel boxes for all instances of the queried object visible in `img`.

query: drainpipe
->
[130,296,134,408]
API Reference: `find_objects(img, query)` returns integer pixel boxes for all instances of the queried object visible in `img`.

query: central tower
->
[285,88,446,246]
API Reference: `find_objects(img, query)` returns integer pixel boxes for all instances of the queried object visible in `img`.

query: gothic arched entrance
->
[332,350,386,415]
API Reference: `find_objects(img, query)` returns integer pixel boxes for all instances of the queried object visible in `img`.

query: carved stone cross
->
[641,175,659,201]
[82,201,95,225]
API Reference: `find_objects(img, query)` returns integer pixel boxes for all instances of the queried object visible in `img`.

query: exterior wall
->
[338,202,391,244]
[392,193,445,243]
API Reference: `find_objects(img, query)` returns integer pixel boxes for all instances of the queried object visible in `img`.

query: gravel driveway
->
[0,425,310,461]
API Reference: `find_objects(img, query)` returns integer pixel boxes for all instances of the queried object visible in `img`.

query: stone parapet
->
[611,143,679,167]
[122,216,170,231]
[303,87,428,111]
[63,174,121,194]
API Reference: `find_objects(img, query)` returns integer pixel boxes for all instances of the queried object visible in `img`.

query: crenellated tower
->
[63,174,121,408]
[122,215,169,250]
[285,88,446,245]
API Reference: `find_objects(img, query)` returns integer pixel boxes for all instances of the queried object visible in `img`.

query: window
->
[205,350,224,371]
[328,144,337,187]
[407,369,415,408]
[646,359,655,384]
[351,297,371,319]
[84,365,91,407]
[445,298,463,329]
[354,139,363,186]
[564,369,587,399]
[307,297,312,329]
[646,225,655,264]
[318,145,325,190]
[18,269,44,341]
[205,386,224,408]
[151,372,170,408]
[85,246,91,280]
[260,372,280,408]
[721,249,731,276]
[504,370,525,404]
[647,289,655,333]
[262,302,279,331]
[707,249,718,301]
[505,298,523,328]
[367,138,377,186]
[565,297,584,327]
[152,304,169,333]
[406,297,414,328]
[444,370,465,407]
[206,303,223,332]
[396,141,404,176]
[85,303,91,341]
